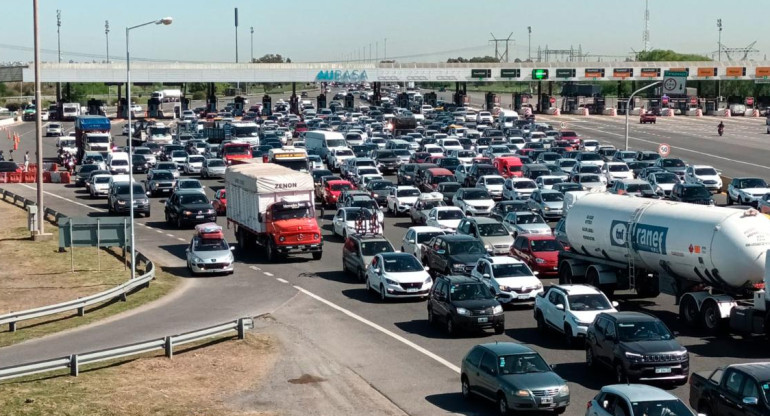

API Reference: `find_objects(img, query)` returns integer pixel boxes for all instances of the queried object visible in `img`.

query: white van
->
[497,109,520,129]
[107,152,130,174]
[304,130,348,159]
[57,137,77,154]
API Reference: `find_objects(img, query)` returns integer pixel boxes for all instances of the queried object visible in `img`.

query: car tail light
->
[586,401,592,409]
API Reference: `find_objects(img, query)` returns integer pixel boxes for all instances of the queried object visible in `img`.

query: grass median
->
[0,200,179,348]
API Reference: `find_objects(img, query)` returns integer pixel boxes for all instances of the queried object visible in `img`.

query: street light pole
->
[527,26,532,62]
[625,81,661,150]
[126,17,173,278]
[250,26,254,62]
[33,0,45,238]
[717,19,722,101]
[105,20,110,63]
[56,10,61,103]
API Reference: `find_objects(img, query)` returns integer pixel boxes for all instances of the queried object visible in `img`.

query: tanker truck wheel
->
[312,251,322,260]
[558,264,573,284]
[701,300,727,334]
[266,240,278,262]
[679,296,700,327]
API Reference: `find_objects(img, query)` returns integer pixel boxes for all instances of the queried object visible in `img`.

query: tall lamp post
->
[527,26,532,62]
[717,19,722,101]
[105,20,110,63]
[126,16,173,278]
[625,81,662,150]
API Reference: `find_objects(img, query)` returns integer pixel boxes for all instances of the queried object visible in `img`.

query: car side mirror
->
[374,268,382,274]
[481,273,491,279]
[185,248,190,253]
[230,246,236,251]
[743,397,759,406]
[555,304,564,310]
[408,239,415,244]
[611,301,619,308]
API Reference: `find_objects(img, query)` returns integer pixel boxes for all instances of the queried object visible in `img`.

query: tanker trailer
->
[561,193,770,335]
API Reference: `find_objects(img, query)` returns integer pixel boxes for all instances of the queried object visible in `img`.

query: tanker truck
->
[226,163,323,262]
[560,193,770,336]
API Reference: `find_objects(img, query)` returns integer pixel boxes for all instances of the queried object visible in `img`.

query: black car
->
[76,164,101,186]
[427,275,504,335]
[464,163,497,187]
[586,311,689,385]
[164,190,216,228]
[397,163,420,185]
[669,183,714,205]
[489,200,530,222]
[437,182,462,206]
[374,150,400,174]
[437,157,461,173]
[0,161,20,172]
[107,182,150,217]
[422,234,487,277]
[627,161,652,178]
[132,154,149,174]
[365,179,394,206]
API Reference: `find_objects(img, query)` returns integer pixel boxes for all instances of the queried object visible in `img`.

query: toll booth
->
[485,92,496,111]
[316,93,326,109]
[372,83,382,106]
[647,98,662,114]
[147,98,162,118]
[424,92,437,107]
[397,92,409,109]
[593,97,606,114]
[233,96,245,116]
[453,92,466,107]
[704,98,719,113]
[344,93,355,111]
[206,95,217,113]
[669,98,689,114]
[562,97,579,113]
[289,95,299,115]
[86,99,104,116]
[118,98,128,118]
[616,100,629,115]
[262,95,272,116]
[181,97,190,111]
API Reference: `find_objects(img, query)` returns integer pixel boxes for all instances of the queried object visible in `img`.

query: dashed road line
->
[165,233,175,238]
[176,237,185,242]
[264,271,274,277]
[249,265,261,271]
[276,278,289,283]
[293,285,461,374]
[155,229,163,233]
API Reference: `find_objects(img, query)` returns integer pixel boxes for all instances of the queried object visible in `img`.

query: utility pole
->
[56,10,61,103]
[33,0,47,239]
[234,8,239,91]
[384,38,387,61]
[527,26,532,61]
[250,26,254,62]
[105,20,110,63]
[717,19,722,101]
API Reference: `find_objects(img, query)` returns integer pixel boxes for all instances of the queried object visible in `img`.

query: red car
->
[510,234,563,276]
[640,112,657,124]
[559,130,580,146]
[323,179,355,207]
[293,122,308,138]
[212,189,227,214]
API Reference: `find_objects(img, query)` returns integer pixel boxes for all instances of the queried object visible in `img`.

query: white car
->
[573,174,606,192]
[183,155,205,174]
[502,211,551,237]
[332,207,383,239]
[88,174,113,198]
[581,140,600,152]
[647,172,680,196]
[359,174,384,189]
[365,252,432,300]
[475,175,505,199]
[352,166,381,185]
[727,177,770,205]
[575,152,605,168]
[45,123,63,137]
[507,137,526,150]
[425,207,466,231]
[438,138,463,153]
[503,178,538,200]
[328,148,355,171]
[401,226,447,259]
[684,165,722,193]
[534,175,564,190]
[454,164,471,185]
[602,162,634,185]
[424,145,444,158]
[448,149,476,164]
[453,188,495,216]
[476,111,494,124]
[386,186,421,215]
[533,284,618,345]
[471,256,543,304]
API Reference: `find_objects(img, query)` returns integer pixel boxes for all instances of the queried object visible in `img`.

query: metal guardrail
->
[0,317,253,381]
[0,187,154,332]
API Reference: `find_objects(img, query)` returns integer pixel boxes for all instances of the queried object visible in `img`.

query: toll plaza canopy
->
[2,61,770,83]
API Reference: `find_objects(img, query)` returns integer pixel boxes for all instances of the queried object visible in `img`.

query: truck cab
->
[262,200,323,260]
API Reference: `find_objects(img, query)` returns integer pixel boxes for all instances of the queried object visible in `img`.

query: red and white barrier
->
[725,109,731,118]
[545,107,561,116]
[602,108,617,116]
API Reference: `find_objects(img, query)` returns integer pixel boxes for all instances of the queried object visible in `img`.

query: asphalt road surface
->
[2,103,770,415]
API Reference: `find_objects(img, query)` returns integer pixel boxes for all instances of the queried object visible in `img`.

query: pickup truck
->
[689,363,770,416]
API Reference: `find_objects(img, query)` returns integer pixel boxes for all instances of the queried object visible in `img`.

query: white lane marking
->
[575,124,770,171]
[276,278,289,283]
[165,233,175,238]
[21,185,105,212]
[156,229,163,233]
[249,265,261,271]
[177,237,185,242]
[263,271,274,277]
[293,285,461,374]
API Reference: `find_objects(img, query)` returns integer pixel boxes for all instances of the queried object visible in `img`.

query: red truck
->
[222,142,253,165]
[226,163,323,262]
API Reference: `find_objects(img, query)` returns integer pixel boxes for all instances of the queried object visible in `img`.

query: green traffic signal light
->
[532,69,549,80]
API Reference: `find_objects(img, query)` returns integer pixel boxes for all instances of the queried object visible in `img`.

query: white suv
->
[684,165,722,193]
[533,284,618,346]
[470,256,542,304]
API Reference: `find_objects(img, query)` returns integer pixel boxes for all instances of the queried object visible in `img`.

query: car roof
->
[691,165,716,169]
[435,206,463,211]
[601,384,676,402]
[727,363,770,379]
[467,216,500,224]
[550,284,602,295]
[602,311,659,322]
[439,234,477,241]
[427,168,453,175]
[484,255,525,265]
[408,226,445,233]
[477,342,535,355]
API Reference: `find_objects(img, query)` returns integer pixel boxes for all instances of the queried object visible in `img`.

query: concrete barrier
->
[572,108,590,116]
[661,108,675,117]
[545,107,561,116]
[602,108,618,116]
[0,118,18,128]
[629,108,643,116]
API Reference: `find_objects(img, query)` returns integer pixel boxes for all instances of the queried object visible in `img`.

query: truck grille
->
[532,388,559,397]
[643,353,681,362]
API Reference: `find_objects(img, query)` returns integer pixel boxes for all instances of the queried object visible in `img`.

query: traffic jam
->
[39,82,770,416]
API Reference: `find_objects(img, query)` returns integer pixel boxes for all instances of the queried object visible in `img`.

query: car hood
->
[496,275,540,288]
[191,249,233,262]
[179,203,213,211]
[664,166,686,173]
[621,340,685,355]
[453,298,499,310]
[378,157,398,163]
[532,250,559,262]
[464,199,495,207]
[482,235,514,246]
[273,218,319,233]
[499,372,564,391]
[449,253,483,265]
[435,219,461,229]
[383,270,430,283]
[485,185,504,192]
[518,224,552,233]
[398,196,419,205]
[543,201,562,210]
[740,187,770,196]
[656,183,675,191]
[208,166,227,172]
[570,310,607,324]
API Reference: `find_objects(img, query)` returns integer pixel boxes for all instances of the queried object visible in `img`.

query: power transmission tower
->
[489,32,514,62]
[642,0,650,51]
[716,41,759,60]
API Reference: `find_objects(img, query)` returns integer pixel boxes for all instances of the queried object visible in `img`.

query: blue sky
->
[3,1,766,64]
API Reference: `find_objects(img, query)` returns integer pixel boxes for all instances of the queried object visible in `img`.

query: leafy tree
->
[447,56,500,63]
[251,54,290,63]
[636,49,711,61]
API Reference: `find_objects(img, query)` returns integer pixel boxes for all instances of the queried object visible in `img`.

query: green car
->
[461,342,570,415]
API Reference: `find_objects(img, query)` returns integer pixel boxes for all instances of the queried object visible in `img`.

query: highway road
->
[2,102,770,415]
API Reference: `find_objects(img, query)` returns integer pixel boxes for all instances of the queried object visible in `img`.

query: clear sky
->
[2,1,766,64]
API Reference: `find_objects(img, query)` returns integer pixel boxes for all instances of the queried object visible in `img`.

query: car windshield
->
[514,181,537,189]
[116,184,145,195]
[493,263,532,278]
[543,177,562,185]
[608,165,629,172]
[369,181,393,190]
[335,149,354,157]
[567,294,612,311]
[360,241,394,256]
[188,156,204,163]
[541,153,559,161]
[498,353,551,374]
[351,200,378,210]
[478,223,509,237]
[627,184,653,193]
[662,159,685,167]
[417,231,444,244]
[617,320,673,342]
[111,160,128,166]
[497,202,527,214]
[94,177,111,184]
[394,149,411,156]
[207,160,225,167]
[654,173,678,184]
[580,153,602,161]
[740,178,768,188]
[438,209,463,220]
[440,184,461,193]
[398,189,421,197]
[683,186,711,198]
[378,151,396,158]
[179,181,202,189]
[193,238,229,251]
[180,194,209,204]
[450,283,493,300]
[541,193,564,203]
[580,166,601,174]
[694,168,717,176]
[516,213,545,224]
[154,172,174,180]
[273,205,312,220]
[484,177,505,185]
[580,175,601,183]
[447,240,486,254]
[630,400,694,416]
[464,189,490,200]
[530,239,562,252]
[382,255,424,272]
[331,183,353,191]
[223,146,250,156]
